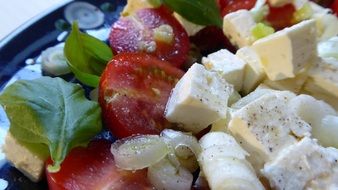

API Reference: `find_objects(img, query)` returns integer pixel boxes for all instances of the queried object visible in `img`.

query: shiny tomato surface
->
[46,140,153,190]
[109,7,190,67]
[99,53,184,139]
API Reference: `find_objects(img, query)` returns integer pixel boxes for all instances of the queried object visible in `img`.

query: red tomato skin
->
[99,53,184,139]
[266,3,296,30]
[332,0,338,15]
[109,7,190,68]
[218,0,257,16]
[46,140,153,190]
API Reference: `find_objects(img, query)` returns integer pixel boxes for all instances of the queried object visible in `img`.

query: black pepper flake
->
[269,147,273,152]
[299,166,302,170]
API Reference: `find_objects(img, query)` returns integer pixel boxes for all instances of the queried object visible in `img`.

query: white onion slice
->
[40,45,71,76]
[64,2,105,29]
[110,135,169,170]
[160,129,201,156]
[148,157,193,190]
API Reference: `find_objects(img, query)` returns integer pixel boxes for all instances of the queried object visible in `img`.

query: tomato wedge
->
[46,140,153,190]
[218,0,257,16]
[266,3,296,30]
[332,0,338,16]
[99,53,184,139]
[109,7,190,67]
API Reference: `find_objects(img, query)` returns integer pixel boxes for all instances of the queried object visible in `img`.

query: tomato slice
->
[46,140,153,190]
[332,0,338,16]
[218,0,257,16]
[266,3,296,30]
[99,53,184,139]
[109,7,190,67]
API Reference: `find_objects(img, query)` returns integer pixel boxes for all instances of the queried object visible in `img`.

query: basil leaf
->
[0,77,102,172]
[162,0,222,27]
[64,22,113,87]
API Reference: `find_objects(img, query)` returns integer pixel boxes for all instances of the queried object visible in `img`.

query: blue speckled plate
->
[0,0,125,189]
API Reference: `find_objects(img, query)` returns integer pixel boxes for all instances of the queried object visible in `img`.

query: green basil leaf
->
[64,22,113,87]
[0,77,102,172]
[162,0,222,27]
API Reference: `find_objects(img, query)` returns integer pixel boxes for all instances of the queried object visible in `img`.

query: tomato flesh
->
[332,0,338,15]
[99,53,184,139]
[109,7,190,67]
[218,0,257,16]
[266,3,296,30]
[46,140,153,190]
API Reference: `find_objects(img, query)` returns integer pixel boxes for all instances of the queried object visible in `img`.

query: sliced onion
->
[110,135,169,170]
[40,45,71,76]
[64,2,104,29]
[160,129,201,156]
[148,157,193,190]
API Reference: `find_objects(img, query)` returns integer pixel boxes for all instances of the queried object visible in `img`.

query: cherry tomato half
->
[109,7,190,67]
[99,53,184,139]
[46,140,153,190]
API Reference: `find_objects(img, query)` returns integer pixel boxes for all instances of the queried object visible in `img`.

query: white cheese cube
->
[2,133,48,182]
[173,13,204,36]
[229,91,312,172]
[231,88,277,110]
[202,49,246,91]
[262,71,308,93]
[199,132,264,190]
[268,0,293,7]
[236,47,266,94]
[305,57,338,98]
[262,137,338,190]
[223,10,256,48]
[252,19,317,81]
[165,63,233,134]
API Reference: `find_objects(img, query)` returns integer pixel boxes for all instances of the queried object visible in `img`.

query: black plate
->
[0,0,126,189]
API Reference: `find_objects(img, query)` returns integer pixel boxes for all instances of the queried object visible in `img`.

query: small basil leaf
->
[162,0,222,27]
[64,22,113,87]
[0,77,102,172]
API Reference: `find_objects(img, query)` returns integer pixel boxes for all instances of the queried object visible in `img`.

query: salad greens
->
[149,0,223,27]
[0,77,102,172]
[64,22,113,87]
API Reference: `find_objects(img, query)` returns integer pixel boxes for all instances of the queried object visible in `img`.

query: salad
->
[0,0,338,189]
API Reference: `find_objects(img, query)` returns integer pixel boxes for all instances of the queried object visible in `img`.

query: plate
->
[0,0,126,189]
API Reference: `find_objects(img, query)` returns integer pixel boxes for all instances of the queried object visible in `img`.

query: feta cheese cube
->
[236,47,266,94]
[2,133,48,182]
[231,88,277,110]
[305,57,338,98]
[229,91,312,172]
[262,71,308,93]
[173,13,204,36]
[262,137,338,190]
[202,49,246,91]
[165,63,233,134]
[268,0,293,7]
[252,19,317,81]
[223,10,256,48]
